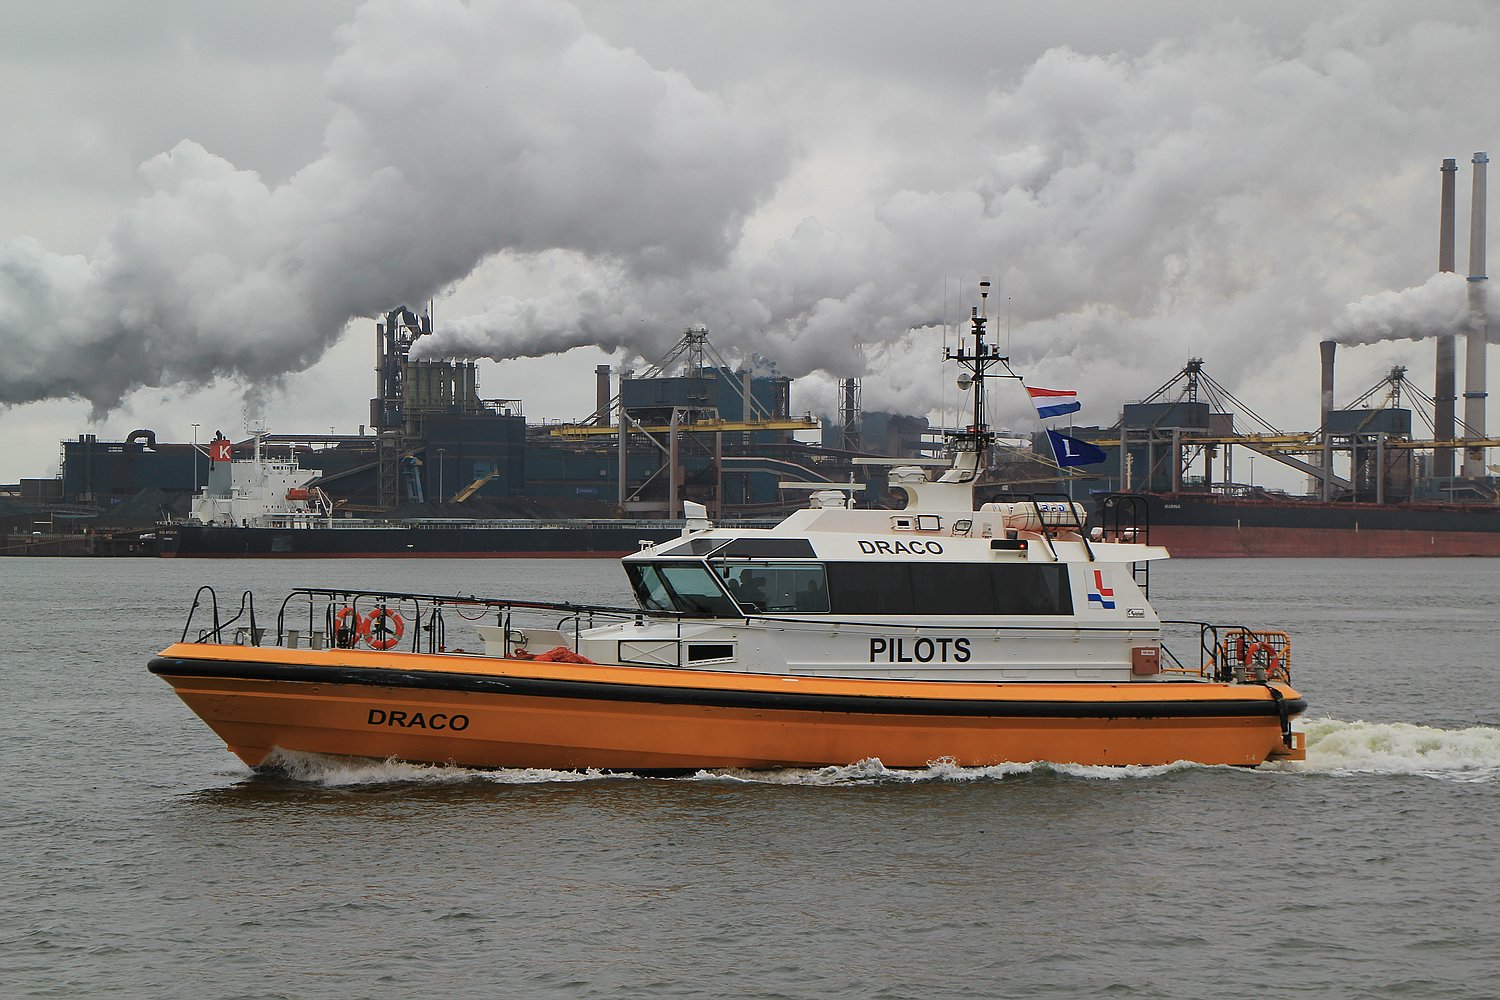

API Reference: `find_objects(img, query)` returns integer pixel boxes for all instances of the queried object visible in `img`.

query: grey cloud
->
[3,0,1496,437]
[422,9,1500,430]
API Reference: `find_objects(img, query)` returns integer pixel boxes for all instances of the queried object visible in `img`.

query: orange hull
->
[149,643,1306,770]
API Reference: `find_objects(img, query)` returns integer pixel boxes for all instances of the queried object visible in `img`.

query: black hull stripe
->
[148,657,1307,721]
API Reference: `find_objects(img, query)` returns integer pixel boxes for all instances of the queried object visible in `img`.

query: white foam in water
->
[1040,760,1218,781]
[701,758,964,785]
[260,749,632,787]
[258,720,1500,787]
[701,757,1209,784]
[1279,718,1500,782]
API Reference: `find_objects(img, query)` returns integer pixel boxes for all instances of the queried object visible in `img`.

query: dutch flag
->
[1026,385,1082,420]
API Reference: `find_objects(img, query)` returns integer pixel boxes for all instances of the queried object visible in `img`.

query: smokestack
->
[838,377,862,452]
[1463,152,1489,478]
[1435,158,1458,479]
[595,364,612,427]
[1320,340,1336,421]
[1320,340,1336,501]
[1441,159,1458,273]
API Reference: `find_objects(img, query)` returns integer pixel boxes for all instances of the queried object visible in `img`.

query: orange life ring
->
[364,608,405,650]
[334,606,368,644]
[1242,640,1284,680]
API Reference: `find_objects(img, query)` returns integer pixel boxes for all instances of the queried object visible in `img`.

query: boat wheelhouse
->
[607,499,1135,683]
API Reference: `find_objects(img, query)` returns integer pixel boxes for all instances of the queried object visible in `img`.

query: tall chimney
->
[616,369,633,507]
[1435,158,1458,479]
[595,364,612,427]
[1463,152,1489,478]
[1320,340,1336,501]
[1319,340,1336,420]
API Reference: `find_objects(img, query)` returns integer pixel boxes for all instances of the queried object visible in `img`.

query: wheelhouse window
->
[711,561,829,613]
[822,563,1072,616]
[624,562,739,616]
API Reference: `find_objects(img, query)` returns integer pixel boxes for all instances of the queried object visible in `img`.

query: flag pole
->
[1065,414,1077,500]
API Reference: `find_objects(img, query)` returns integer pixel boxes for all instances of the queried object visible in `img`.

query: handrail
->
[191,585,682,653]
[288,585,660,620]
[1159,620,1289,683]
[1099,494,1151,595]
[181,586,221,643]
[181,586,261,645]
[185,583,1179,648]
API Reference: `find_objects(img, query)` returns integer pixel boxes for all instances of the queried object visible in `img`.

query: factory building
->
[36,313,858,521]
[61,431,201,503]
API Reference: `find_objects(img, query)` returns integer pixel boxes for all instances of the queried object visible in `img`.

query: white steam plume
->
[0,0,787,415]
[1331,271,1496,346]
[2,2,1497,435]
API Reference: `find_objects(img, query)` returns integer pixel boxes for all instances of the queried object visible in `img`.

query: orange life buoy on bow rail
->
[364,608,405,650]
[1241,640,1284,681]
[334,605,368,646]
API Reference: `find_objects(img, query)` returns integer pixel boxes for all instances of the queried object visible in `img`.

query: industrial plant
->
[2,153,1495,557]
[1,310,957,554]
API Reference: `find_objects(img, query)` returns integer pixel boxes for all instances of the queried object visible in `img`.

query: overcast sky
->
[1,0,1496,484]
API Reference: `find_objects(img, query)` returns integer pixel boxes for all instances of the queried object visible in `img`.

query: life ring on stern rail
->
[363,608,406,650]
[333,605,368,641]
[1241,640,1285,680]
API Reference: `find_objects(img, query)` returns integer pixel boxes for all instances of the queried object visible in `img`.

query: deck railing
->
[176,586,1290,688]
[1160,620,1292,682]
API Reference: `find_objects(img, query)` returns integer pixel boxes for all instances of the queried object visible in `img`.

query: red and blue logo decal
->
[1088,570,1115,609]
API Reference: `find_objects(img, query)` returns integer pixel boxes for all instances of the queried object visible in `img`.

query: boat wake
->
[259,749,637,787]
[255,717,1500,788]
[1281,717,1500,782]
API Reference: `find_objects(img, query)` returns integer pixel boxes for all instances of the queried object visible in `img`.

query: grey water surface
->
[2,557,1498,999]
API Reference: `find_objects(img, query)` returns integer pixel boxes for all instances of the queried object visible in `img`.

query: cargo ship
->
[1096,490,1500,558]
[158,518,685,558]
[158,431,760,558]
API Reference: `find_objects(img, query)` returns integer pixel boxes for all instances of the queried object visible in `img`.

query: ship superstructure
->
[190,434,328,529]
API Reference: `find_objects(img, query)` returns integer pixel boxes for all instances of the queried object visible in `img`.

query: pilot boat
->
[149,287,1307,771]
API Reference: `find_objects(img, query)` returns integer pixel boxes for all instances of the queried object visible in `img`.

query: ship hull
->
[149,645,1306,770]
[1107,493,1500,557]
[1148,523,1500,557]
[158,521,681,558]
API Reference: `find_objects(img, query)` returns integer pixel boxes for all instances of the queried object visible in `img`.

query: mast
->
[941,278,1017,483]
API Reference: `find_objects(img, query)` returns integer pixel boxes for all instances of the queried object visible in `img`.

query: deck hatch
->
[618,639,680,667]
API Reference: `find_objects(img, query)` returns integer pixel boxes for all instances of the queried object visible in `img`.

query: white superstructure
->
[191,435,328,528]
[545,495,1170,684]
[480,282,1181,687]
